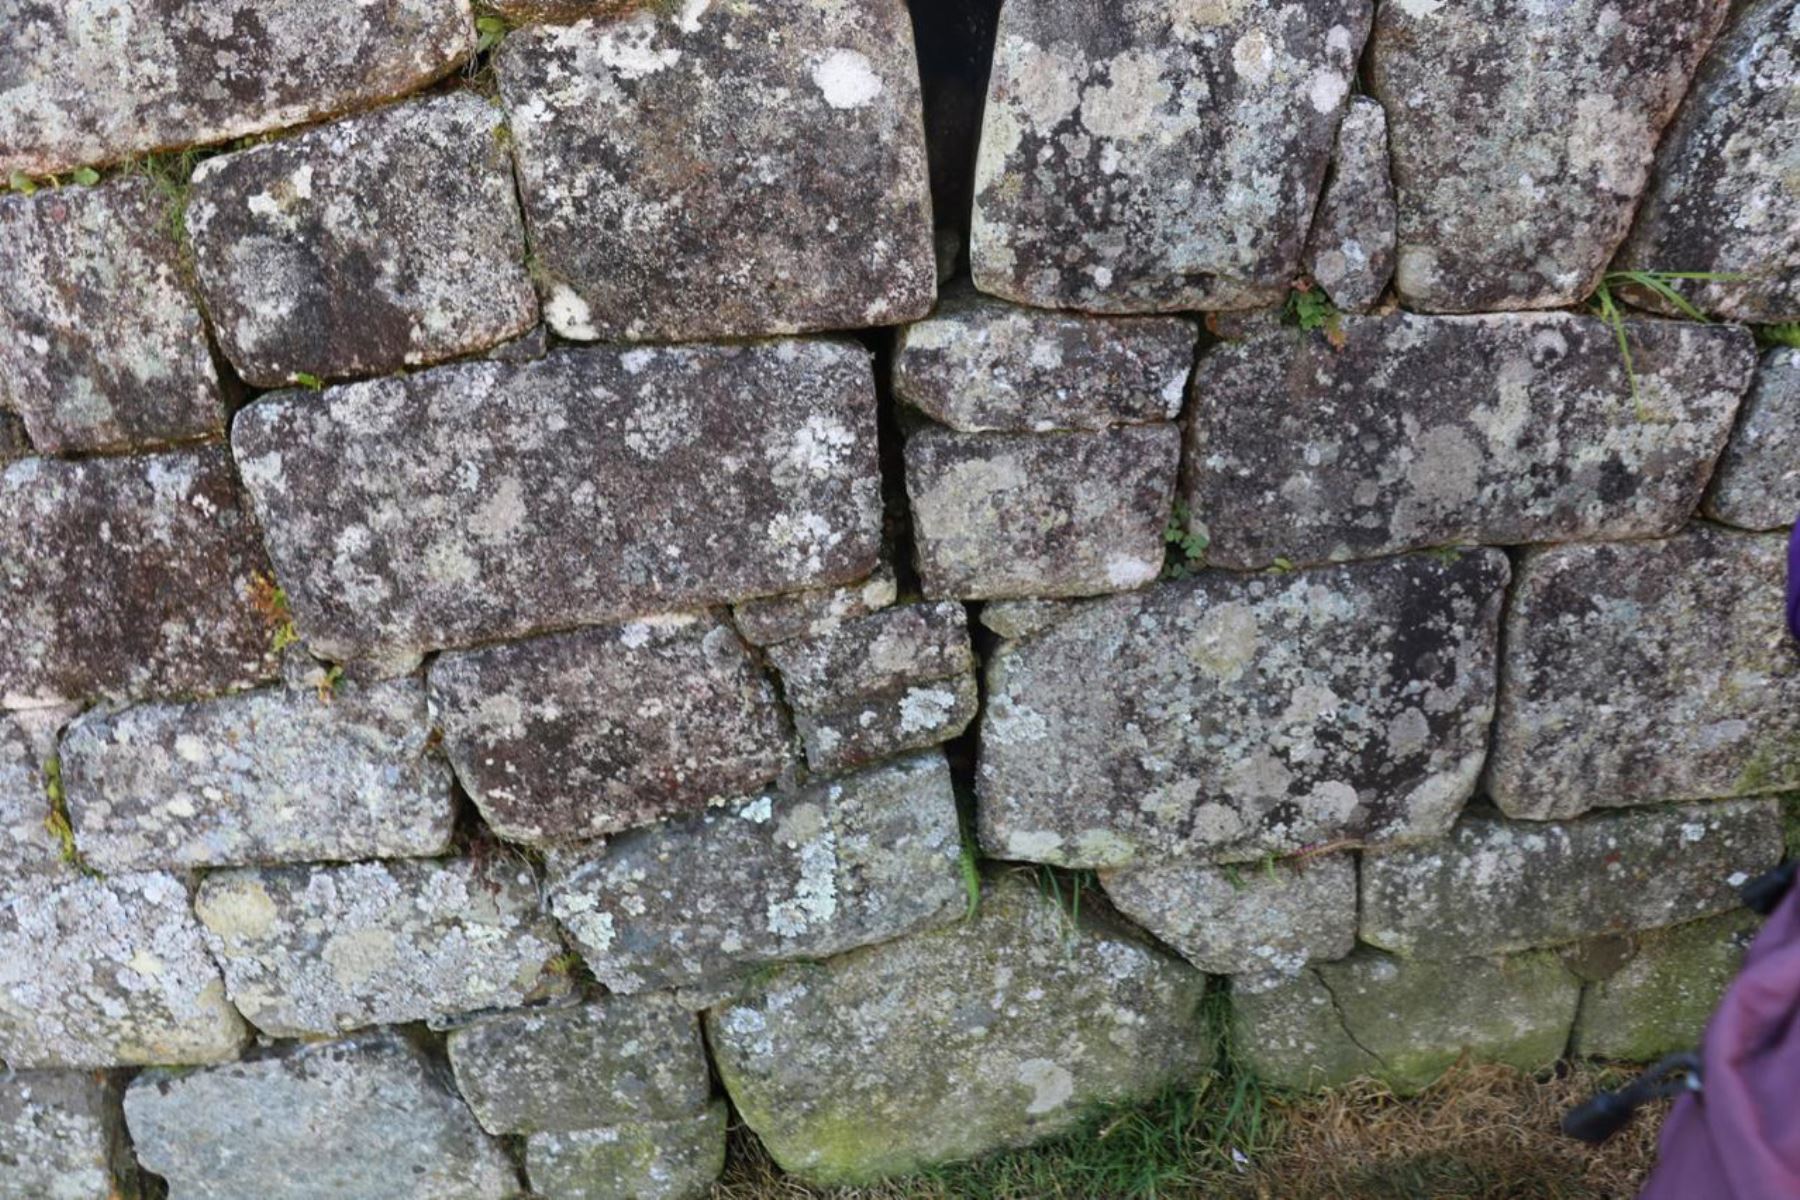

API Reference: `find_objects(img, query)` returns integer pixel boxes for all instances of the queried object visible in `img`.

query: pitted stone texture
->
[194,856,566,1037]
[0,448,281,709]
[1183,314,1755,570]
[905,424,1180,599]
[979,552,1508,869]
[0,872,248,1068]
[1099,854,1356,976]
[61,678,454,872]
[0,412,27,463]
[233,341,882,671]
[1572,909,1762,1062]
[0,178,222,454]
[548,751,964,995]
[707,873,1209,1185]
[1230,969,1378,1091]
[1614,0,1800,323]
[1361,804,1785,962]
[125,1034,520,1200]
[0,0,475,178]
[0,1071,133,1200]
[894,293,1196,432]
[971,0,1370,313]
[187,92,535,387]
[526,1104,727,1200]
[430,614,789,845]
[733,566,898,647]
[1302,96,1395,313]
[494,1,935,342]
[765,602,977,773]
[0,708,73,882]
[1487,528,1800,818]
[1706,349,1800,531]
[978,600,1073,642]
[1368,0,1731,312]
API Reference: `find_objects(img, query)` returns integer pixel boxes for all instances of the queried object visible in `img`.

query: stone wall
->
[2,1,1797,1197]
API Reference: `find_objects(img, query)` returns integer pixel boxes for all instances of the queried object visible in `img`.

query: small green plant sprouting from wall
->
[42,756,99,876]
[248,572,300,655]
[1284,281,1346,348]
[959,838,982,920]
[5,166,101,194]
[1589,269,1745,405]
[1758,322,1800,350]
[1162,499,1209,581]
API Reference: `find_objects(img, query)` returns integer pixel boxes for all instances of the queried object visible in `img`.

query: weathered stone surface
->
[0,411,28,463]
[1100,854,1356,975]
[187,92,535,387]
[526,1104,727,1200]
[194,856,566,1037]
[1302,96,1395,313]
[979,551,1508,868]
[1368,0,1731,312]
[970,0,1370,313]
[1183,314,1756,570]
[125,1033,520,1200]
[1487,528,1800,818]
[905,424,1180,599]
[233,341,882,671]
[707,873,1209,1184]
[548,751,964,994]
[1572,909,1761,1062]
[0,872,248,1068]
[62,678,452,871]
[0,1071,134,1200]
[0,708,72,882]
[733,565,898,647]
[0,177,222,454]
[794,675,980,777]
[0,1,475,177]
[1706,348,1800,531]
[978,599,1072,642]
[494,1,935,342]
[1361,804,1785,961]
[430,614,789,845]
[1614,0,1800,323]
[0,448,281,709]
[1231,968,1378,1092]
[894,292,1196,432]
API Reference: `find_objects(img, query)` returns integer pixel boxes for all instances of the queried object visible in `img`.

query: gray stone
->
[187,92,536,387]
[0,177,223,454]
[894,292,1196,432]
[429,614,790,845]
[494,1,935,342]
[1231,968,1379,1091]
[0,708,74,882]
[0,871,248,1068]
[1572,909,1762,1062]
[1487,527,1800,818]
[0,448,281,709]
[706,872,1210,1185]
[1368,0,1731,312]
[1302,96,1395,313]
[1182,313,1756,570]
[125,1033,520,1200]
[905,424,1180,600]
[194,856,567,1037]
[733,565,898,647]
[548,751,964,995]
[0,412,27,463]
[1706,348,1800,531]
[0,1,474,177]
[978,551,1508,868]
[1613,0,1800,323]
[1099,854,1356,975]
[978,600,1072,642]
[525,1104,727,1200]
[792,675,980,777]
[233,341,882,672]
[1360,804,1785,962]
[0,1071,134,1200]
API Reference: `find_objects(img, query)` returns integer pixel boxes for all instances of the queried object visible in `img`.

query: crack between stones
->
[1311,966,1388,1069]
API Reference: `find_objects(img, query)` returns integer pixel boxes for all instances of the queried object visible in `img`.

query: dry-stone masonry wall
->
[0,0,1797,1196]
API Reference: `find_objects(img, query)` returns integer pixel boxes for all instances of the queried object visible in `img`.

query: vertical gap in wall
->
[856,327,923,599]
[907,0,1003,252]
[1471,544,1531,817]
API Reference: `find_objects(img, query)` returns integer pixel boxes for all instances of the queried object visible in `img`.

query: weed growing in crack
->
[1589,269,1746,406]
[1161,498,1209,581]
[1285,279,1345,348]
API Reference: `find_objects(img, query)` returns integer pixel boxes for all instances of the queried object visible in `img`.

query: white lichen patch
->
[811,48,883,110]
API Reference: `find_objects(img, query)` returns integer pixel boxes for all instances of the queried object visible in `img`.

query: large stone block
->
[232,341,882,672]
[0,709,72,882]
[525,1104,727,1200]
[0,1071,135,1200]
[1303,96,1395,313]
[1571,909,1761,1062]
[1183,314,1755,570]
[493,1,934,342]
[1487,527,1800,817]
[1705,349,1800,532]
[970,0,1371,312]
[1368,0,1731,311]
[978,551,1508,868]
[430,614,790,845]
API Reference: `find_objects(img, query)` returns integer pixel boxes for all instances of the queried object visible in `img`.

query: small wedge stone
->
[1303,97,1396,313]
[1705,348,1800,531]
[0,709,74,882]
[0,1071,135,1200]
[525,1104,727,1200]
[733,566,899,647]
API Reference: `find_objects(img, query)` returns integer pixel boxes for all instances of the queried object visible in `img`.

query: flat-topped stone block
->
[1303,96,1395,313]
[733,566,898,648]
[1705,348,1800,531]
[0,1071,134,1200]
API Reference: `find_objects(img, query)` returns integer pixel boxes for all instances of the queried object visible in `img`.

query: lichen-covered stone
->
[0,448,281,709]
[548,751,964,995]
[978,600,1072,642]
[0,177,222,454]
[0,1,475,177]
[1572,909,1761,1062]
[1231,968,1379,1091]
[125,1033,520,1200]
[1302,96,1395,313]
[1487,527,1800,818]
[187,92,535,387]
[970,0,1371,313]
[707,872,1209,1185]
[194,856,566,1037]
[905,424,1180,599]
[525,1103,727,1200]
[1100,854,1356,975]
[894,292,1196,432]
[1183,314,1755,570]
[494,1,935,342]
[1705,348,1800,531]
[793,674,980,777]
[733,565,898,647]
[430,614,789,844]
[0,872,248,1068]
[1361,804,1784,962]
[233,341,882,671]
[0,708,73,882]
[979,551,1508,868]
[0,1071,135,1200]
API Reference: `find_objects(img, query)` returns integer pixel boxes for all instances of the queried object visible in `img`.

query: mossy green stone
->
[1573,909,1761,1062]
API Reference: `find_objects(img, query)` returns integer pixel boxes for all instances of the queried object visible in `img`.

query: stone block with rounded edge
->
[526,1103,727,1200]
[1705,349,1800,532]
[1303,96,1395,313]
[1571,909,1761,1062]
[732,565,898,648]
[0,1071,135,1200]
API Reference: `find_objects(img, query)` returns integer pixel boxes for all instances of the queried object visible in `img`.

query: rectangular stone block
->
[1303,95,1396,313]
[732,565,898,647]
[525,1103,727,1200]
[1705,348,1800,531]
[0,1071,135,1200]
